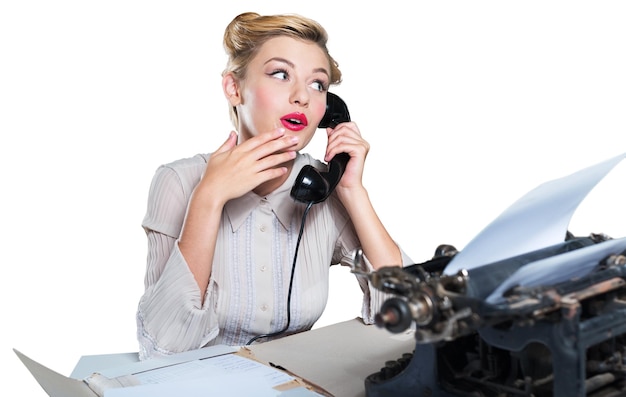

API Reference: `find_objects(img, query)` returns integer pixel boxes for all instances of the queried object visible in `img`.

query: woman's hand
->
[196,128,298,206]
[179,127,298,296]
[324,121,370,193]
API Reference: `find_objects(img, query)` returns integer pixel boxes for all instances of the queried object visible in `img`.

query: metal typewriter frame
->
[358,236,626,396]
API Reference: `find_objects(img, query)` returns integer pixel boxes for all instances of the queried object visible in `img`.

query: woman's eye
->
[310,80,327,92]
[271,70,288,80]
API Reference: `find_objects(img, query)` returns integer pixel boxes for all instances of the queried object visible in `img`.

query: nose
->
[290,84,310,108]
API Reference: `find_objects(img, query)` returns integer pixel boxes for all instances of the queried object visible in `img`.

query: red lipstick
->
[280,112,308,132]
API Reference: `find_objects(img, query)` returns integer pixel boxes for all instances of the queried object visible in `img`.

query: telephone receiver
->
[290,92,351,204]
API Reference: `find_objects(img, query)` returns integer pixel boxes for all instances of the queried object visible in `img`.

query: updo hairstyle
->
[222,12,343,127]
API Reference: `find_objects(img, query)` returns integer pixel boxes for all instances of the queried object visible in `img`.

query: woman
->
[136,11,412,360]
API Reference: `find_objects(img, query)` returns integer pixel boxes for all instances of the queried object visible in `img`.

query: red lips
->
[280,112,308,132]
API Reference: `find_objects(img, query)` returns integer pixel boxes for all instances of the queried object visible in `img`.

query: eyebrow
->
[264,57,330,77]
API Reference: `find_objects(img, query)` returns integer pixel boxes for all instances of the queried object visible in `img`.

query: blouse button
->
[260,304,268,311]
[259,225,266,232]
[260,265,267,272]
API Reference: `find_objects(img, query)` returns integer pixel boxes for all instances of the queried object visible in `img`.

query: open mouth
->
[281,113,308,131]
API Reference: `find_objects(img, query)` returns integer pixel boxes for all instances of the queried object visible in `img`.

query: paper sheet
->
[105,376,317,397]
[444,153,626,275]
[104,353,320,397]
[132,353,292,385]
[96,344,236,379]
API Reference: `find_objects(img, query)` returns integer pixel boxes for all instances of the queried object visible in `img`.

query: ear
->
[222,73,242,106]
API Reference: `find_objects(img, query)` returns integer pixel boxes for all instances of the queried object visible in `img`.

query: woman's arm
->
[325,122,402,270]
[138,164,220,359]
[337,186,402,269]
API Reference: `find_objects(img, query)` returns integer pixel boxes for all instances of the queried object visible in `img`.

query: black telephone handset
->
[290,92,351,203]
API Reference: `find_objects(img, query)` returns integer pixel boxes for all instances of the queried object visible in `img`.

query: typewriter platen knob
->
[375,297,413,333]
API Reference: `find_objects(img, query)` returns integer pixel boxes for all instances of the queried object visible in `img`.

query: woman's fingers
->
[325,122,368,161]
[213,131,239,155]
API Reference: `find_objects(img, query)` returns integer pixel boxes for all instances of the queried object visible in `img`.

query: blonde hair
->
[222,12,343,127]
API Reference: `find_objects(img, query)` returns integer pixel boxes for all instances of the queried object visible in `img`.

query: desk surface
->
[249,318,416,397]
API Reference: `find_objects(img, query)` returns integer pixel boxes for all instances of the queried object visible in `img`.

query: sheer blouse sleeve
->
[352,246,413,325]
[136,160,219,360]
[329,196,414,325]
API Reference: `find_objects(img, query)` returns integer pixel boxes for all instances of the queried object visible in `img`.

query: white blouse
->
[136,152,413,360]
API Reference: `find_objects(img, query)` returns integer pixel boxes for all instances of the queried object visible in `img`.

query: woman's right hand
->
[195,128,298,206]
[178,127,299,295]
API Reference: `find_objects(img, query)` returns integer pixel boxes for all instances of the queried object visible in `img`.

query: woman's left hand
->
[325,121,369,192]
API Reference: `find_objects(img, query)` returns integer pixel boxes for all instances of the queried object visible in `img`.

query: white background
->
[2,1,626,395]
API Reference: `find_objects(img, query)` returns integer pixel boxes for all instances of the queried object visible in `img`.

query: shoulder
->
[159,153,210,175]
[143,154,210,237]
[150,154,210,197]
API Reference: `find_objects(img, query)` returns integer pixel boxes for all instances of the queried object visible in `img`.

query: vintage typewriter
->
[358,154,626,397]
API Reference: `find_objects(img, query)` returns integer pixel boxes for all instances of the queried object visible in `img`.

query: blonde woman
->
[136,12,412,360]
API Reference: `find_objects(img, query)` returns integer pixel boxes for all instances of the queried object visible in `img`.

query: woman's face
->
[233,36,331,150]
